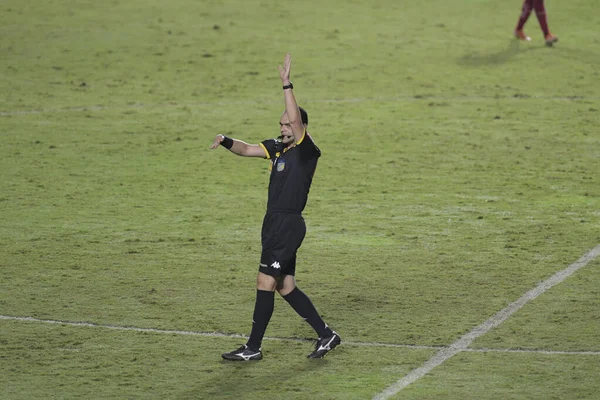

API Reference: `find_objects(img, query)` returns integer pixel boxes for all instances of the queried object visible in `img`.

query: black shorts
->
[259,212,306,277]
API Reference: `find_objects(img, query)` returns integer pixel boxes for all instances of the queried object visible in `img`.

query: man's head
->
[279,107,308,146]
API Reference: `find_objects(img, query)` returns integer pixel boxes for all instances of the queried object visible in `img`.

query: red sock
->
[533,0,550,36]
[516,0,534,31]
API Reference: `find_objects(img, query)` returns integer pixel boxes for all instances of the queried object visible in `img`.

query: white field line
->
[1,314,599,357]
[0,314,441,350]
[373,244,600,400]
[465,348,600,356]
[0,95,596,116]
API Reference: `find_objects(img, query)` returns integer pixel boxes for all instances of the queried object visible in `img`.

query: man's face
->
[279,112,295,145]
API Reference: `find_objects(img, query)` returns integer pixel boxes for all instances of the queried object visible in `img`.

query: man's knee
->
[256,272,278,291]
[276,275,296,296]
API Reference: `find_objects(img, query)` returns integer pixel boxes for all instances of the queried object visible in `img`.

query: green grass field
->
[2,0,599,398]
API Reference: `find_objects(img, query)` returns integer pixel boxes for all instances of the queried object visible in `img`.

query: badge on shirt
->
[276,160,285,172]
[277,160,285,172]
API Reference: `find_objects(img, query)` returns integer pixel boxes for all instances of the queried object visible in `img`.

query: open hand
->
[278,53,291,84]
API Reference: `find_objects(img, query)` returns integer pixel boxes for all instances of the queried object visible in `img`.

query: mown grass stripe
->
[1,95,597,116]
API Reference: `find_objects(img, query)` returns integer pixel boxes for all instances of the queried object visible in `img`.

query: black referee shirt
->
[260,130,321,214]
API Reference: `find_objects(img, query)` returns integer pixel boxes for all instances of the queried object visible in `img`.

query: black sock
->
[283,287,333,338]
[246,290,275,351]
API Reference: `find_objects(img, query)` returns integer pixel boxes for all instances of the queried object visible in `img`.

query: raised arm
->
[278,53,304,144]
[210,134,267,157]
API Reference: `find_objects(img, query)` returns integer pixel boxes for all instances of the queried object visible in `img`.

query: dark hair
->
[299,107,308,126]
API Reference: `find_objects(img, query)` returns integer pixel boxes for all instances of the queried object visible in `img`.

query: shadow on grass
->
[182,351,329,399]
[458,39,545,67]
[459,39,600,68]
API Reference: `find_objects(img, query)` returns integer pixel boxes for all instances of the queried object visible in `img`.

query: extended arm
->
[278,53,305,143]
[210,134,267,158]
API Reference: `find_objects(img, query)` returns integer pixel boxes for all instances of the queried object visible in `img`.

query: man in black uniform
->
[210,53,341,361]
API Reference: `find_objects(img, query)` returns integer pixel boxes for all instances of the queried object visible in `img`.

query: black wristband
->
[282,82,293,90]
[220,135,233,149]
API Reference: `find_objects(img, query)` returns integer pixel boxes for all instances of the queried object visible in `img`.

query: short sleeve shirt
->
[259,130,321,214]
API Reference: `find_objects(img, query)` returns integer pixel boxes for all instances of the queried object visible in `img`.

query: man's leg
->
[222,272,276,361]
[533,0,558,45]
[279,275,341,358]
[515,0,533,40]
[533,0,549,36]
[279,275,333,338]
[246,273,277,351]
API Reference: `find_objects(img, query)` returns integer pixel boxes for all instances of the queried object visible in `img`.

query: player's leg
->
[274,214,341,358]
[226,211,297,359]
[278,274,341,358]
[533,0,558,45]
[222,213,280,361]
[246,272,277,350]
[278,274,332,338]
[221,272,276,361]
[274,215,328,338]
[515,0,534,41]
[246,212,281,353]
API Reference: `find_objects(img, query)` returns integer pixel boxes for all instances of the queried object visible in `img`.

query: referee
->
[210,53,341,361]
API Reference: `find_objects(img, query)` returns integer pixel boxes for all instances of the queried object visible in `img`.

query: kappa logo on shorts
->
[271,261,281,269]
